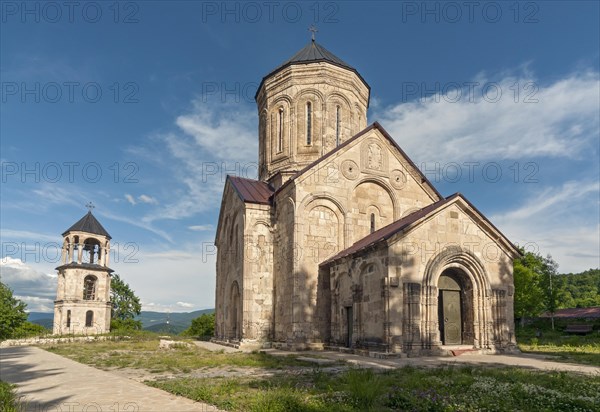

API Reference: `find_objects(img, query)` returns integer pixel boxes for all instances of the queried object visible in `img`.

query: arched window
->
[66,310,71,328]
[336,106,341,146]
[370,213,376,234]
[85,310,94,327]
[306,102,312,145]
[83,275,97,300]
[277,108,284,153]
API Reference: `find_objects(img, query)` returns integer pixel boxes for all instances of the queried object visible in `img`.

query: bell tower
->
[255,38,370,186]
[53,204,113,335]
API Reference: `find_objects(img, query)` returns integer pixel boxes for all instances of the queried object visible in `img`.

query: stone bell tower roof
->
[62,211,111,239]
[255,40,370,100]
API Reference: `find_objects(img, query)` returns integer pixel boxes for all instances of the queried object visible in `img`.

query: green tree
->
[0,282,28,340]
[181,312,215,338]
[513,252,545,326]
[110,274,142,331]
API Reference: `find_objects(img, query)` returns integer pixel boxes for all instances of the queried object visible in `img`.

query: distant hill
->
[27,312,54,329]
[136,309,214,332]
[27,309,215,333]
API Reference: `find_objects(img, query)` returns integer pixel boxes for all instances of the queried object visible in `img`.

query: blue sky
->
[1,1,598,313]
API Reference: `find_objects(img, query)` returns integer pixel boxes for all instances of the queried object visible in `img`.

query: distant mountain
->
[27,309,215,333]
[136,309,214,332]
[144,323,186,334]
[27,312,54,329]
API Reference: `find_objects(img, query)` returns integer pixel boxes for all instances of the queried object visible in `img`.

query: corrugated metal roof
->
[62,212,111,239]
[540,307,600,319]
[229,176,273,205]
[321,195,458,266]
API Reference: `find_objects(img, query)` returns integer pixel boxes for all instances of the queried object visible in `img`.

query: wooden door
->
[442,290,462,345]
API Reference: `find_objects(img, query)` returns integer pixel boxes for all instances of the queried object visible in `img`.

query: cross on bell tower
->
[309,24,318,42]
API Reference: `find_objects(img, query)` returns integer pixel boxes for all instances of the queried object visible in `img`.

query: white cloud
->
[491,180,600,273]
[176,301,194,308]
[175,101,257,162]
[141,101,257,223]
[125,194,136,205]
[188,224,214,232]
[0,257,57,312]
[138,194,158,204]
[376,70,599,164]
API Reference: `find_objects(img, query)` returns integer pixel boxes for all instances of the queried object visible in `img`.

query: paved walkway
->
[262,348,600,375]
[0,346,221,412]
[1,344,598,412]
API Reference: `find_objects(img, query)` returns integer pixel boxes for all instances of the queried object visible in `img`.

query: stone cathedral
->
[214,40,519,356]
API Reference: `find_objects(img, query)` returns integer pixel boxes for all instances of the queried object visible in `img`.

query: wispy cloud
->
[188,224,214,232]
[376,70,599,163]
[491,180,600,272]
[141,101,257,223]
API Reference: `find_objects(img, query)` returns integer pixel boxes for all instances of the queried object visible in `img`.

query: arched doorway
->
[437,268,474,345]
[229,281,241,340]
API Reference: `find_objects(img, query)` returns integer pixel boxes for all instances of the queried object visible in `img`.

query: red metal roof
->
[540,307,600,319]
[228,176,273,205]
[321,194,458,266]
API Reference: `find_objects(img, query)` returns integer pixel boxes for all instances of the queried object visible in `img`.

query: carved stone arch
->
[295,89,324,149]
[421,246,493,350]
[270,96,293,158]
[249,221,272,271]
[352,177,399,219]
[326,92,353,109]
[298,195,346,262]
[354,102,365,132]
[299,192,348,217]
[295,88,325,103]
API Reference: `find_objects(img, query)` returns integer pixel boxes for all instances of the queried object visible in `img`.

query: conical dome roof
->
[256,40,370,100]
[62,211,111,239]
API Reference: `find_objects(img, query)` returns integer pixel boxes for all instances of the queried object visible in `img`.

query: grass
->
[148,366,600,412]
[0,380,26,412]
[44,336,315,373]
[516,324,600,367]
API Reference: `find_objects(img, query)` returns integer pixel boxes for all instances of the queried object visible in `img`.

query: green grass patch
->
[516,325,600,366]
[0,380,26,412]
[148,366,600,411]
[45,337,314,373]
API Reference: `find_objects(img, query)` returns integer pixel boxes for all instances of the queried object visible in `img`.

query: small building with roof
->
[53,209,113,335]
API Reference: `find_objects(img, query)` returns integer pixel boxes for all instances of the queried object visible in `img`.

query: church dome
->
[255,39,371,183]
[256,40,370,100]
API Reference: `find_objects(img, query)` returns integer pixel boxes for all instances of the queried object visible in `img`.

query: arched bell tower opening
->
[53,205,113,336]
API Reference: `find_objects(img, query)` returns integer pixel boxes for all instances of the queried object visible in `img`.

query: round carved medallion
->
[341,160,360,180]
[390,169,407,189]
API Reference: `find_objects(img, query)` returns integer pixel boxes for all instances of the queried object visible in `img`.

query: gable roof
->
[228,176,274,205]
[62,211,111,239]
[540,307,600,319]
[256,40,370,102]
[321,195,456,266]
[275,122,443,201]
[321,193,520,266]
